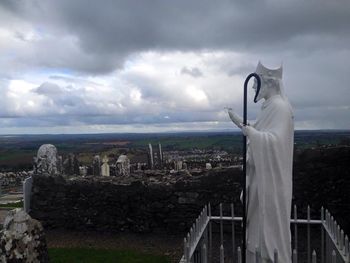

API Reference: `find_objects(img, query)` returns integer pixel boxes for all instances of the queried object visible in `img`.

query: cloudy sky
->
[0,0,349,134]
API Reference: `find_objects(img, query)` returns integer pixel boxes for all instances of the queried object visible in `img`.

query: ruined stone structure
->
[0,209,49,262]
[205,163,212,170]
[174,160,183,171]
[116,154,130,176]
[33,144,59,176]
[92,155,101,176]
[63,153,80,176]
[101,155,110,177]
[148,143,154,170]
[158,143,163,168]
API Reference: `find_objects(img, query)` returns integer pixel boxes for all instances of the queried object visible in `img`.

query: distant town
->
[0,130,349,193]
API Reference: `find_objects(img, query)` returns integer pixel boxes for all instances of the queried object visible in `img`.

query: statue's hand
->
[227,109,234,120]
[226,108,243,128]
[242,124,255,137]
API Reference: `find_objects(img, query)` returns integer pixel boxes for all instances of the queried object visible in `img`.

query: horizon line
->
[0,128,349,137]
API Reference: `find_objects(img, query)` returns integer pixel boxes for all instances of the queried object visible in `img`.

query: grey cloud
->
[181,67,203,78]
[225,62,255,77]
[1,0,350,74]
[0,0,349,131]
[34,82,63,95]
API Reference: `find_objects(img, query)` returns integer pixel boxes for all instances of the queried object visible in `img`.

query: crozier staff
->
[228,62,294,263]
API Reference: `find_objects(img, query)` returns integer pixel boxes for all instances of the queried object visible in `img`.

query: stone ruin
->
[93,155,101,176]
[101,155,110,177]
[116,154,130,176]
[33,144,60,176]
[0,209,49,263]
[63,153,80,176]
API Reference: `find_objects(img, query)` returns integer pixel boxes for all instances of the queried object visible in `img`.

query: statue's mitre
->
[255,61,283,79]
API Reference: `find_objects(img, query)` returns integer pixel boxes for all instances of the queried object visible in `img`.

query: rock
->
[34,144,59,176]
[0,209,49,263]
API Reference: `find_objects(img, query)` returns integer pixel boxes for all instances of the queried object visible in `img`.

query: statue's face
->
[252,77,267,102]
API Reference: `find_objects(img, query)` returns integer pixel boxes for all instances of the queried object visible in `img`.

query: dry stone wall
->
[30,168,242,233]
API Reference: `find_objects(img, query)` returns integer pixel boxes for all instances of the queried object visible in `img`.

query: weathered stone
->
[34,144,59,176]
[0,209,49,263]
[93,155,101,177]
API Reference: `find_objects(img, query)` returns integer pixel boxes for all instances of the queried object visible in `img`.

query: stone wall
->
[30,146,350,234]
[30,168,242,233]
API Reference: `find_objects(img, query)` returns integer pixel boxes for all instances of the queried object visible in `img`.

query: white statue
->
[228,62,294,263]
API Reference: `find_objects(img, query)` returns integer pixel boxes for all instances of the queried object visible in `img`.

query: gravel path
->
[46,230,184,263]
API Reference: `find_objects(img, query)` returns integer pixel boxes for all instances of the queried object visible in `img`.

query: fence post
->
[321,207,324,263]
[273,249,278,263]
[220,203,223,248]
[208,203,212,263]
[255,246,260,263]
[190,227,193,247]
[220,244,225,263]
[231,203,235,263]
[347,236,350,263]
[294,205,298,255]
[237,247,242,263]
[331,250,336,263]
[344,235,349,259]
[186,240,190,263]
[187,233,190,261]
[203,206,209,263]
[202,243,207,263]
[307,205,311,263]
[292,249,297,263]
[184,238,188,263]
[312,250,317,263]
[340,230,344,251]
[326,211,330,263]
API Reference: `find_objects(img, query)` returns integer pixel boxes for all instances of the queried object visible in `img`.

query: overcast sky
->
[0,0,349,134]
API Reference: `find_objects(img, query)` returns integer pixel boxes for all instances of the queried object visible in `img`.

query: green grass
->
[0,200,23,208]
[48,248,170,263]
[130,134,242,152]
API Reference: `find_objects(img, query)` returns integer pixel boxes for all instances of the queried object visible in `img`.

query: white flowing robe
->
[246,95,294,263]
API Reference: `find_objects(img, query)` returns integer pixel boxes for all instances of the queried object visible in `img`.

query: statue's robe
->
[246,95,294,263]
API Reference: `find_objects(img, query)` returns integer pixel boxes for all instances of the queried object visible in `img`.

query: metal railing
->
[179,204,350,263]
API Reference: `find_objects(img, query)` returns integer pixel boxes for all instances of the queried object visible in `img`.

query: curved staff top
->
[242,72,261,263]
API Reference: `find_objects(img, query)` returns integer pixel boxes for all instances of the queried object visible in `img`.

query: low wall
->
[30,146,350,234]
[30,168,242,233]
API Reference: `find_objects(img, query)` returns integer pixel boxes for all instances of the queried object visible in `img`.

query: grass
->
[0,200,23,208]
[130,134,242,152]
[48,248,170,263]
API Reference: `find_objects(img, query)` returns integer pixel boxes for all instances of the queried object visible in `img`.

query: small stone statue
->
[228,62,294,263]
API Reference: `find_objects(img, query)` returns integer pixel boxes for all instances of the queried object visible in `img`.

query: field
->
[0,130,349,171]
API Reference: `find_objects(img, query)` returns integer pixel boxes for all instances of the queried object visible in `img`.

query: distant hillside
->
[0,130,349,171]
